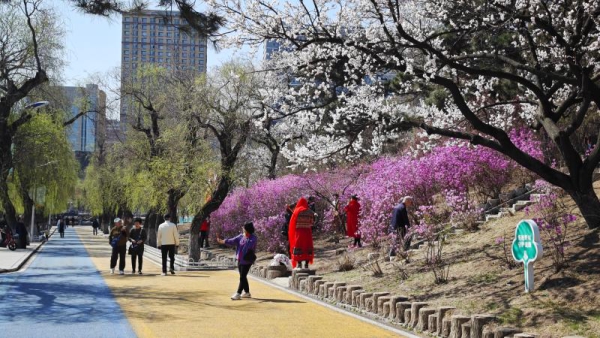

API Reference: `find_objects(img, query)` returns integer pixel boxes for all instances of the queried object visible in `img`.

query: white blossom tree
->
[210,0,600,229]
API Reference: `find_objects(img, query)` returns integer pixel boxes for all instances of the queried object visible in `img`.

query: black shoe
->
[170,270,175,275]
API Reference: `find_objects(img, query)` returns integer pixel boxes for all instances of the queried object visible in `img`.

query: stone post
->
[442,318,452,338]
[436,306,456,336]
[345,285,362,304]
[428,314,438,334]
[471,315,496,338]
[417,308,436,331]
[409,302,429,328]
[377,296,392,316]
[385,295,409,320]
[371,292,390,314]
[462,323,471,338]
[359,293,373,310]
[513,334,537,338]
[395,302,412,324]
[449,315,471,338]
[351,289,364,307]
[404,308,412,325]
[314,280,327,296]
[307,276,323,294]
[332,282,347,300]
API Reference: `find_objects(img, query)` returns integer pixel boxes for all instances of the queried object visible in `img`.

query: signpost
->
[511,220,543,293]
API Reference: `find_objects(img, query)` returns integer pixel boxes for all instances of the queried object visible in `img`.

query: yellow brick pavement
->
[76,227,404,338]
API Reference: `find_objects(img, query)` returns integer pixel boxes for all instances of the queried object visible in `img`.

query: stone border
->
[249,268,579,338]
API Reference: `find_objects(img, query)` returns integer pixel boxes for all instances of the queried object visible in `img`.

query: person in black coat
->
[92,217,100,235]
[129,218,147,275]
[389,196,414,257]
[16,216,28,249]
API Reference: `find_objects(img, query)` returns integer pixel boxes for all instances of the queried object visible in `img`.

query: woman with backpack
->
[217,222,257,300]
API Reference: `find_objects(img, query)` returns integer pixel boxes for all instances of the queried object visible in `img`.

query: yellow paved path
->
[76,227,403,338]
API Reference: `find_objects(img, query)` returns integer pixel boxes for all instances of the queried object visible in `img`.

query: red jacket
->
[200,220,210,231]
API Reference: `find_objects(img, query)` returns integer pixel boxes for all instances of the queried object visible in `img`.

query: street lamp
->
[25,100,50,241]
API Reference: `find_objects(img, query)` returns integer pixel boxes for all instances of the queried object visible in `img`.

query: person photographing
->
[217,222,257,300]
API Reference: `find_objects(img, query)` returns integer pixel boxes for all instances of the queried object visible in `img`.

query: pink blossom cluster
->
[210,129,543,251]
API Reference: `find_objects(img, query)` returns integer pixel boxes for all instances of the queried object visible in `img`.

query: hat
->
[113,217,122,223]
[243,222,255,234]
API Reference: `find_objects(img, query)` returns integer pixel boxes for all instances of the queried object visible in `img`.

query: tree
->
[12,113,78,234]
[0,0,66,227]
[212,0,600,228]
[187,62,264,261]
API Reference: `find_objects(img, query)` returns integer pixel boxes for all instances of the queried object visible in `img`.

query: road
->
[1,226,404,338]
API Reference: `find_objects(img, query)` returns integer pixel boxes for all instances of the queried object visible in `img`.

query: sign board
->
[511,220,543,293]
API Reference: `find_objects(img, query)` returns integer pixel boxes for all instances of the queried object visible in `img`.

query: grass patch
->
[499,307,524,326]
[467,272,499,285]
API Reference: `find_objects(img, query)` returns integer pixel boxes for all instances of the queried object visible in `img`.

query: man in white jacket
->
[157,214,180,276]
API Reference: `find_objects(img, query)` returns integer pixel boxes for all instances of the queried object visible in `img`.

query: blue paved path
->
[0,227,136,338]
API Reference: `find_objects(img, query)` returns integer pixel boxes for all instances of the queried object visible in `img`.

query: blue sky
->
[56,2,246,87]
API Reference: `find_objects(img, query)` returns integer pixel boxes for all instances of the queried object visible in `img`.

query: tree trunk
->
[144,211,162,248]
[267,146,279,179]
[568,189,600,229]
[0,132,17,228]
[167,189,185,224]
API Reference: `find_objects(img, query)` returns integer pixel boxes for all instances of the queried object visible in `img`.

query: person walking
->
[389,196,414,257]
[289,197,315,269]
[156,214,180,276]
[217,222,257,300]
[16,216,28,249]
[92,217,100,236]
[57,217,65,238]
[199,216,211,248]
[344,195,362,248]
[129,218,147,275]
[109,218,129,275]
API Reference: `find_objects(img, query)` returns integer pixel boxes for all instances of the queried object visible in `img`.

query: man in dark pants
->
[157,214,180,276]
[16,216,28,249]
[389,196,414,258]
[109,218,129,275]
[92,217,100,236]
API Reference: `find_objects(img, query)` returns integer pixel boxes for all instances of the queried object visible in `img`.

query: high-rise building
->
[60,84,106,153]
[120,10,209,133]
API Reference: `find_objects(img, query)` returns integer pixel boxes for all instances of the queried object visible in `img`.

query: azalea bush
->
[210,129,543,254]
[411,205,452,284]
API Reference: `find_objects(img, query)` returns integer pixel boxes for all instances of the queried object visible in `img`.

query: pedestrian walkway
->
[0,227,136,338]
[78,227,403,338]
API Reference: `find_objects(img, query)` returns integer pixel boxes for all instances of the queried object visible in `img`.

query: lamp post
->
[25,100,50,241]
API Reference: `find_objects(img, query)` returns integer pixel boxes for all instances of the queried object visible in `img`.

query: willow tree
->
[107,65,217,246]
[12,113,78,234]
[0,0,66,227]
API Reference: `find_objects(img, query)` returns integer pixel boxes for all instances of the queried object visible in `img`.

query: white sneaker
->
[231,293,241,300]
[110,268,114,274]
[241,292,252,299]
[161,273,167,276]
[119,270,124,275]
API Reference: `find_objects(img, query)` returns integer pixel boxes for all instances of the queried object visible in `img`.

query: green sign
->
[511,220,543,293]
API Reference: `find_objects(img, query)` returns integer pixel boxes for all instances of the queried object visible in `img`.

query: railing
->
[141,244,236,271]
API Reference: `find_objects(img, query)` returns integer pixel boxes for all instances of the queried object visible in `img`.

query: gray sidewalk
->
[0,227,55,273]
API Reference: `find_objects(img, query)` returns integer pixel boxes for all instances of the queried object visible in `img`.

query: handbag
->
[128,230,142,255]
[110,234,121,248]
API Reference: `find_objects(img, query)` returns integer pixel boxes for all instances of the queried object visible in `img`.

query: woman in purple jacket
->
[217,222,258,300]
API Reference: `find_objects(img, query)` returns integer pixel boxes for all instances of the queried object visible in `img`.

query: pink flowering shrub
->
[210,129,544,254]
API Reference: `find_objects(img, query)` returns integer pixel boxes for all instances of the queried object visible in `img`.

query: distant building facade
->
[120,10,209,134]
[59,84,106,153]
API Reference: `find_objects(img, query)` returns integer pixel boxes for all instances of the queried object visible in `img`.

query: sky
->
[55,2,251,89]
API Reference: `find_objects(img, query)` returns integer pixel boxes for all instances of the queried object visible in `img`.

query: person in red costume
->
[344,195,362,248]
[289,197,315,269]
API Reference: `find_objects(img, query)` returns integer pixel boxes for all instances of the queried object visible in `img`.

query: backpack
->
[110,234,121,248]
[295,209,315,229]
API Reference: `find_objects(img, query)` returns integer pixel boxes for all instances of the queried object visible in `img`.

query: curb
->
[249,274,423,338]
[0,227,56,274]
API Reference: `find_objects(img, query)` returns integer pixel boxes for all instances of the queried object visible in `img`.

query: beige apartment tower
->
[120,10,208,133]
